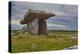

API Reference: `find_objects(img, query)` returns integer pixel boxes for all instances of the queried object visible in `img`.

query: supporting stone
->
[27,18,38,35]
[38,19,48,35]
[26,18,48,35]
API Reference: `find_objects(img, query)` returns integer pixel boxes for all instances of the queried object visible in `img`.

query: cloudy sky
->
[11,1,78,31]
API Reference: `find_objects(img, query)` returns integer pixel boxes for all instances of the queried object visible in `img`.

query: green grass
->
[11,30,78,53]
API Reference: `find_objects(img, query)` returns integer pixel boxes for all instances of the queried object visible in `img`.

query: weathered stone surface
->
[27,18,38,35]
[38,19,48,35]
[26,18,47,35]
[20,9,55,24]
[20,9,55,35]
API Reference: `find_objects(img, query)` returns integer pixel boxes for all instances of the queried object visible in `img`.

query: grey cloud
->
[11,1,78,30]
[11,1,78,19]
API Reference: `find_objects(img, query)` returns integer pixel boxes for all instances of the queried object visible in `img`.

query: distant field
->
[10,30,78,53]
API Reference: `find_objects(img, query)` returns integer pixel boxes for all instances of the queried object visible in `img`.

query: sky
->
[11,1,78,31]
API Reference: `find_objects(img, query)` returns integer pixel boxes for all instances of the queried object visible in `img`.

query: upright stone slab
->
[38,19,47,35]
[27,18,38,35]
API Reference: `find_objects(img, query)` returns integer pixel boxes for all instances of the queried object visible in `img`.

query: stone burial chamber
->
[20,9,55,35]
